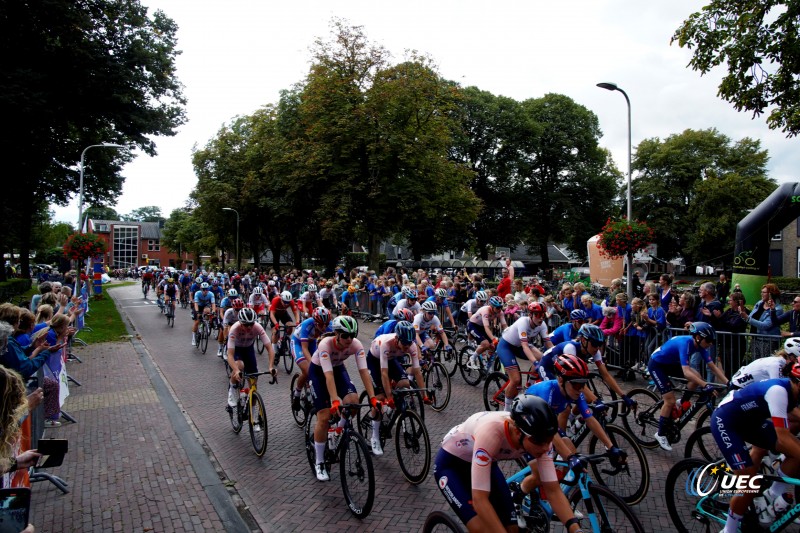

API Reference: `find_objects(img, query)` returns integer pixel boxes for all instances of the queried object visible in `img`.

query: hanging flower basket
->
[597,218,655,260]
[63,232,107,261]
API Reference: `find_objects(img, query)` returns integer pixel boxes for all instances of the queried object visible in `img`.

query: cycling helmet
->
[268,280,276,287]
[313,306,331,325]
[528,302,545,315]
[510,395,559,443]
[253,286,263,295]
[578,323,604,344]
[347,285,356,293]
[394,308,415,322]
[211,279,219,286]
[200,282,210,290]
[238,308,257,325]
[402,287,414,298]
[788,362,800,381]
[488,296,503,309]
[421,301,438,314]
[404,288,418,299]
[195,277,203,284]
[332,315,358,337]
[689,321,716,342]
[570,309,589,322]
[395,321,415,345]
[232,298,245,310]
[307,284,317,292]
[435,288,447,298]
[475,290,488,302]
[785,337,800,358]
[227,289,238,297]
[554,353,590,383]
[280,291,293,303]
[167,278,174,283]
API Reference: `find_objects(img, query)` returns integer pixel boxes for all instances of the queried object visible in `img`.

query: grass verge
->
[74,282,136,344]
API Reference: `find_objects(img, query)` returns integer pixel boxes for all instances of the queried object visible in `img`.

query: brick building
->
[87,219,191,270]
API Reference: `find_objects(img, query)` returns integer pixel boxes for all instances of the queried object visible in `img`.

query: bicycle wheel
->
[587,373,618,424]
[440,347,458,377]
[248,391,268,457]
[289,373,305,427]
[422,510,464,533]
[305,410,329,478]
[255,333,264,354]
[228,392,243,434]
[568,482,645,533]
[458,346,483,386]
[695,407,712,430]
[684,426,721,462]
[665,457,730,533]
[425,362,451,412]
[586,424,650,505]
[339,430,375,518]
[395,410,431,485]
[200,323,209,354]
[283,348,294,374]
[620,387,661,449]
[356,390,388,447]
[483,371,509,411]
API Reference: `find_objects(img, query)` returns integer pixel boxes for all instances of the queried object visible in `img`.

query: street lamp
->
[78,143,125,231]
[222,207,240,271]
[597,82,633,298]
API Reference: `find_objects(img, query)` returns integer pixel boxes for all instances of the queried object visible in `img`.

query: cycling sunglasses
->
[338,332,354,340]
[588,339,603,348]
[530,311,544,318]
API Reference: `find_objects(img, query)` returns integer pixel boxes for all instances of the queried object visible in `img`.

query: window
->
[113,226,139,269]
[97,224,109,232]
[772,231,782,241]
[148,239,160,251]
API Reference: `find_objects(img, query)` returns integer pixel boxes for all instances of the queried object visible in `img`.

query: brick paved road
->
[115,284,689,532]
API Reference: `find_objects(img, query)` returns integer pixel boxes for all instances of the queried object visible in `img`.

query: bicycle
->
[432,336,459,377]
[226,369,277,457]
[164,297,175,328]
[356,387,431,484]
[621,381,726,450]
[272,325,293,374]
[304,403,375,518]
[420,349,451,412]
[179,290,189,309]
[255,313,269,354]
[290,372,312,428]
[142,281,150,298]
[457,342,501,386]
[194,310,212,354]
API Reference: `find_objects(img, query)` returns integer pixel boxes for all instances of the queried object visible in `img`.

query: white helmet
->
[785,337,800,358]
[253,286,263,295]
[307,284,317,292]
[281,291,293,303]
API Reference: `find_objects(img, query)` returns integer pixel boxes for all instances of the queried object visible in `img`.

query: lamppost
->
[597,82,633,298]
[78,143,125,230]
[222,207,240,271]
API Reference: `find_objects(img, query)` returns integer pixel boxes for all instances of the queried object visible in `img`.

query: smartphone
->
[36,438,68,469]
[0,488,30,533]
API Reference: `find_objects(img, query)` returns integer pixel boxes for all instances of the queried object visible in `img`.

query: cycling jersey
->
[374,319,399,338]
[525,379,593,420]
[549,323,578,345]
[194,290,215,307]
[537,340,602,380]
[297,291,320,305]
[650,335,709,366]
[459,299,479,315]
[413,311,441,341]
[163,283,179,297]
[269,296,297,314]
[394,298,421,315]
[290,318,330,363]
[249,293,269,309]
[310,336,367,371]
[227,322,269,349]
[222,308,238,327]
[730,356,787,389]
[712,378,798,469]
[502,316,548,347]
[369,333,420,370]
[469,305,507,329]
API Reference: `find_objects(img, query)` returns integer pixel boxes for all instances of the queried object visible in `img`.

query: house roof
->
[88,219,163,239]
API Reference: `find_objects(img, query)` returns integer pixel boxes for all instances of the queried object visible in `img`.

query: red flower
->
[598,218,654,260]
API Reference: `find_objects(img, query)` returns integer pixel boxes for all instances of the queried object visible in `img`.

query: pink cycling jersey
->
[227,322,270,349]
[441,411,556,492]
[502,316,549,347]
[311,336,368,372]
[468,305,507,328]
[370,333,420,370]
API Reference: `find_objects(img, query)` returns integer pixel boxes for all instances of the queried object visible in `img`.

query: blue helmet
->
[570,309,589,322]
[395,321,415,345]
[578,324,604,343]
[690,322,716,342]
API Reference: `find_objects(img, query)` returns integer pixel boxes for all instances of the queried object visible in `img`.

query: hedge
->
[0,279,32,301]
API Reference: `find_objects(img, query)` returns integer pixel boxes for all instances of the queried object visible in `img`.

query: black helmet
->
[510,395,558,444]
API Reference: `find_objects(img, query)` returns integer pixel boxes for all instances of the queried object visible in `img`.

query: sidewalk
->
[29,339,231,532]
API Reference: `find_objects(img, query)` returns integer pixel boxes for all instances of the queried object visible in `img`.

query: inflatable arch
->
[732,182,800,306]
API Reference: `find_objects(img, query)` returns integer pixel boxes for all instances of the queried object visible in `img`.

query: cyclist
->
[549,309,588,345]
[192,282,216,346]
[269,290,298,357]
[142,268,154,295]
[209,279,224,310]
[466,295,508,369]
[414,301,453,366]
[162,277,180,317]
[338,285,359,315]
[291,307,332,411]
[497,302,553,411]
[526,353,626,462]
[222,298,245,356]
[216,289,239,356]
[729,337,800,390]
[647,321,728,451]
[318,281,336,311]
[308,316,380,480]
[225,308,276,407]
[367,321,428,455]
[433,395,584,533]
[265,279,280,301]
[297,284,323,319]
[155,275,169,310]
[374,308,415,338]
[248,286,270,319]
[711,364,800,531]
[393,287,421,317]
[427,288,455,329]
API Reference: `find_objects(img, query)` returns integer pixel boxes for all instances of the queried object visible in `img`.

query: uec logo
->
[687,464,763,496]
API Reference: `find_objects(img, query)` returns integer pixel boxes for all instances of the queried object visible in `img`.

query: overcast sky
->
[53,0,800,226]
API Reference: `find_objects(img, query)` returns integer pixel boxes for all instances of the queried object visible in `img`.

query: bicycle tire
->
[586,424,650,505]
[683,426,721,462]
[458,346,483,386]
[568,482,645,533]
[290,373,308,428]
[620,387,661,449]
[339,430,375,518]
[483,371,509,411]
[283,347,294,374]
[440,346,459,377]
[426,362,451,412]
[422,510,464,533]
[200,322,209,354]
[694,407,712,431]
[356,390,388,447]
[224,357,232,379]
[248,391,268,457]
[587,373,618,425]
[395,410,431,485]
[255,333,264,355]
[228,394,243,434]
[665,457,729,533]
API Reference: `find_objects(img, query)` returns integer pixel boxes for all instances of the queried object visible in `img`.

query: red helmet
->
[528,302,545,316]
[232,298,245,310]
[554,353,589,383]
[394,308,415,322]
[788,362,800,381]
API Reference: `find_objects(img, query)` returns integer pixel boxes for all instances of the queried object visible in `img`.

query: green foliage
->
[674,0,800,136]
[122,206,165,223]
[773,277,800,293]
[84,205,120,221]
[79,285,132,344]
[0,279,33,300]
[343,253,387,273]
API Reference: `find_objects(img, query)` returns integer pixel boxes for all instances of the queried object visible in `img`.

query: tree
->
[84,205,120,221]
[0,0,186,276]
[632,128,772,262]
[673,1,800,136]
[162,207,205,267]
[123,206,166,223]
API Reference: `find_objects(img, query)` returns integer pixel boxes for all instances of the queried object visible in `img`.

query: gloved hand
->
[593,400,606,413]
[508,481,526,504]
[608,446,627,464]
[385,398,396,410]
[421,345,430,354]
[445,344,453,352]
[622,394,636,408]
[330,399,341,417]
[701,383,717,393]
[369,396,381,410]
[423,395,433,405]
[492,338,499,348]
[568,454,585,474]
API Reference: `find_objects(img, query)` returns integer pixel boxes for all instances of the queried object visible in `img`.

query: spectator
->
[643,293,666,355]
[667,291,697,331]
[769,293,800,337]
[543,295,560,330]
[43,314,73,428]
[694,282,723,331]
[745,283,783,359]
[560,283,575,315]
[0,304,51,379]
[718,292,749,370]
[656,274,674,313]
[580,294,603,325]
[13,310,36,347]
[716,273,730,304]
[631,271,644,298]
[496,258,513,299]
[600,306,623,338]
[30,281,53,315]
[621,297,647,368]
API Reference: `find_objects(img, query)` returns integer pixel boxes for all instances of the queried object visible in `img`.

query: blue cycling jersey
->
[389,292,403,307]
[650,335,710,366]
[374,319,399,338]
[717,378,796,428]
[549,324,578,345]
[538,340,581,379]
[293,317,323,342]
[525,379,593,419]
[194,290,215,306]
